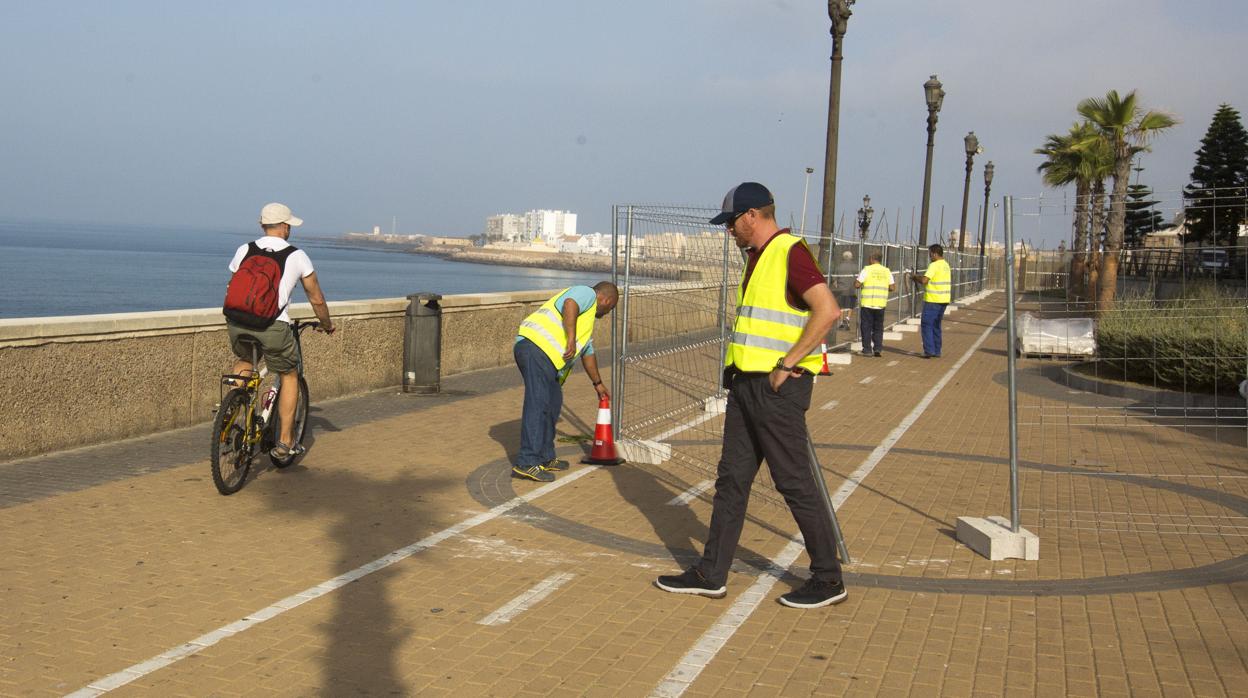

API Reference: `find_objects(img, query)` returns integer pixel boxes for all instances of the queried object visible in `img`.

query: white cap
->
[259,202,303,227]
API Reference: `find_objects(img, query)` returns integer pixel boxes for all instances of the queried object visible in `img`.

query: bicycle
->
[210,319,320,495]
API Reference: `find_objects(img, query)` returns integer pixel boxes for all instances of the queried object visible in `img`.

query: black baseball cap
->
[709,182,774,225]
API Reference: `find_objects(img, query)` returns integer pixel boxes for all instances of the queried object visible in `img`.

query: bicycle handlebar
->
[290,319,333,335]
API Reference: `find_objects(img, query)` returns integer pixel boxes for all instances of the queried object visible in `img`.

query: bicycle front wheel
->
[271,375,310,469]
[211,388,254,494]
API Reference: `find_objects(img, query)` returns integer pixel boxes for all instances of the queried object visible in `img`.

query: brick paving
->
[1,292,1246,696]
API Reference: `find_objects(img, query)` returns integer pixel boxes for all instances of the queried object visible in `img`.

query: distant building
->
[485,214,526,242]
[486,209,577,243]
[426,236,472,247]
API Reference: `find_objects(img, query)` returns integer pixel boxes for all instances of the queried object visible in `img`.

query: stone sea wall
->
[0,283,722,461]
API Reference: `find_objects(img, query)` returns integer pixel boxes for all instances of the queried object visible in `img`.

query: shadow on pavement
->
[261,466,457,695]
[488,418,522,465]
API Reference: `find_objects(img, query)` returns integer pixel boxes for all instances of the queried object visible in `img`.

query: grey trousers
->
[695,371,843,586]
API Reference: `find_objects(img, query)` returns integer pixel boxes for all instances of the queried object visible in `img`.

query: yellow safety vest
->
[517,288,597,384]
[724,234,824,373]
[859,263,893,310]
[924,259,951,304]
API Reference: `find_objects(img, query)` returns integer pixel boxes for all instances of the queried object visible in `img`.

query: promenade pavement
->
[2,292,1245,697]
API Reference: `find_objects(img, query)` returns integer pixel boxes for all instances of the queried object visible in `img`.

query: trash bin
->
[403,292,442,394]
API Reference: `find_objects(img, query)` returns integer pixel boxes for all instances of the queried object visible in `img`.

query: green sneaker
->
[542,458,571,472]
[512,464,555,482]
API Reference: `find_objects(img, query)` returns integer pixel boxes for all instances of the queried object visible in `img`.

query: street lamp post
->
[857,194,873,282]
[857,194,873,240]
[918,75,944,248]
[978,161,994,290]
[958,131,982,253]
[818,0,854,274]
[800,167,815,234]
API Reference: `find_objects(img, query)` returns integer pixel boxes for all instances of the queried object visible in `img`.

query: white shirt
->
[856,266,897,285]
[228,236,315,324]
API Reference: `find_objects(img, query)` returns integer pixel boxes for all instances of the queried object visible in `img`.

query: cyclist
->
[224,202,335,459]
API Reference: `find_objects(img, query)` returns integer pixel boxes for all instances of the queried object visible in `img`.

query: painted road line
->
[653,411,719,442]
[820,400,839,411]
[667,480,714,506]
[858,376,876,384]
[478,572,576,626]
[68,467,602,697]
[651,312,1006,698]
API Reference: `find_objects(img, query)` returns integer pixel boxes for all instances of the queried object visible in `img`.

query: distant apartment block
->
[486,210,577,243]
[485,214,526,242]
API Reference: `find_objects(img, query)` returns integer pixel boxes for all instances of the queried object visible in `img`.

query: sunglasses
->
[726,209,751,228]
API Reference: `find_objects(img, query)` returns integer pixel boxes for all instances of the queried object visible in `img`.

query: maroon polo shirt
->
[740,229,826,310]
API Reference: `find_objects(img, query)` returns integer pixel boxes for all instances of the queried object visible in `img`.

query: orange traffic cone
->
[582,394,624,465]
[818,342,831,375]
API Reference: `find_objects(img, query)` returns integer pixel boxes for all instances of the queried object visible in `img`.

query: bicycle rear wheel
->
[270,375,310,469]
[211,388,254,494]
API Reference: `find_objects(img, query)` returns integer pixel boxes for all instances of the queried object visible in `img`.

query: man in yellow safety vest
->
[854,251,896,356]
[909,244,951,358]
[513,282,618,482]
[655,181,848,609]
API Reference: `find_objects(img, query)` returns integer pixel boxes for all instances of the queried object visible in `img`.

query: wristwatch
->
[774,358,796,373]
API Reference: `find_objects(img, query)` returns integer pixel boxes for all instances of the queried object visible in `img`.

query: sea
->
[0,219,607,320]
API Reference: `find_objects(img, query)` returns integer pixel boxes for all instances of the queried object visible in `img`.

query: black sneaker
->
[654,568,726,598]
[778,579,847,609]
[512,464,555,482]
[542,458,570,472]
[873,352,882,357]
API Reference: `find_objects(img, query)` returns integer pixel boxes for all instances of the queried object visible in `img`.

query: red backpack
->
[223,242,297,330]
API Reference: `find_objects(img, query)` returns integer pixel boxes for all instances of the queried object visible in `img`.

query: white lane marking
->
[887,360,899,367]
[67,467,601,697]
[477,572,576,626]
[858,376,875,384]
[651,311,1006,698]
[820,400,839,411]
[653,412,718,442]
[667,480,714,506]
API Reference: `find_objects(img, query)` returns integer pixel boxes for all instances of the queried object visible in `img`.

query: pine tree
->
[1123,183,1165,247]
[1184,104,1248,246]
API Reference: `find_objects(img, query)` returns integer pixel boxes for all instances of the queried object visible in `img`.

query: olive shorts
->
[227,321,298,374]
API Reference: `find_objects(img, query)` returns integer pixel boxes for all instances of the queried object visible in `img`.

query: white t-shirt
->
[228,237,315,324]
[856,267,897,285]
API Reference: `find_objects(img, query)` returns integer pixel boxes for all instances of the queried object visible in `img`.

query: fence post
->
[610,205,619,431]
[1004,195,1020,533]
[717,221,731,397]
[617,206,635,432]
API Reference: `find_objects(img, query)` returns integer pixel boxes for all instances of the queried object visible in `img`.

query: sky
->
[1,1,1245,247]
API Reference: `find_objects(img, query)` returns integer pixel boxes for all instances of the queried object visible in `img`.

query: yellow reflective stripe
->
[730,331,822,358]
[516,288,595,371]
[518,319,560,347]
[737,304,807,328]
[725,234,824,372]
[860,264,892,309]
[924,261,951,302]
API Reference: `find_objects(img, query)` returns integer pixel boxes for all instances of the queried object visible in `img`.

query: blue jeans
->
[920,302,947,356]
[514,338,562,467]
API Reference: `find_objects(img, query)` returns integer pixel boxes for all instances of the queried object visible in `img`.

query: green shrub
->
[1095,286,1248,394]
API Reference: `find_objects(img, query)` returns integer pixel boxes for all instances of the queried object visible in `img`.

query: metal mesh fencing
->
[1004,191,1248,544]
[610,204,991,508]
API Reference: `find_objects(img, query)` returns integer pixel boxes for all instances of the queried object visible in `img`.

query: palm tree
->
[1077,90,1177,308]
[1035,122,1111,301]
